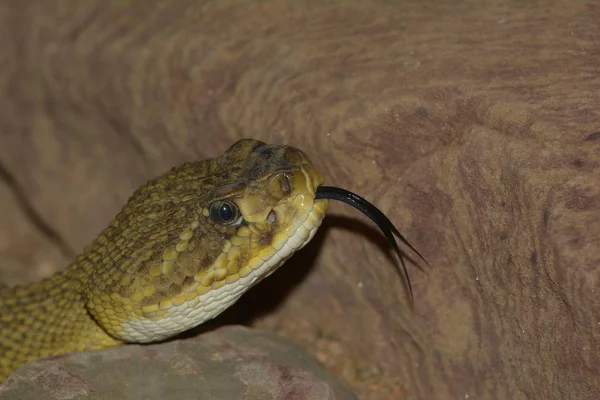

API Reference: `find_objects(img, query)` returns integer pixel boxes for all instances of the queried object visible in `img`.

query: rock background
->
[1,1,599,399]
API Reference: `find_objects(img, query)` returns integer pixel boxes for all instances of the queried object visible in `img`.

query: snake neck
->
[0,264,121,382]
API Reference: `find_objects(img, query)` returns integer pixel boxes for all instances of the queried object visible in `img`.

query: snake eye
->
[209,200,242,225]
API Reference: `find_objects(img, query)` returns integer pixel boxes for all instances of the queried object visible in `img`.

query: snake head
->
[84,139,328,342]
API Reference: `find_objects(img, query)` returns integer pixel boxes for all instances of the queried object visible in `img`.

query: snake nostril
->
[267,210,276,223]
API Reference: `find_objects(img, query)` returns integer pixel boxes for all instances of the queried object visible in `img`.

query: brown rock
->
[0,326,357,400]
[0,1,598,399]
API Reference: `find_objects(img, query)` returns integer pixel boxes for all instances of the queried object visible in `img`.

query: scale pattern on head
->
[79,139,328,342]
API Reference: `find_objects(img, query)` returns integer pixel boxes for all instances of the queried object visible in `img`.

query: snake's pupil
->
[219,203,234,221]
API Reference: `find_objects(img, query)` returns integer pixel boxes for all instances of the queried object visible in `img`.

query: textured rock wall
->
[1,1,599,399]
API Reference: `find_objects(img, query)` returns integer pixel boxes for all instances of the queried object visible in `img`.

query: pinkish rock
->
[0,326,357,400]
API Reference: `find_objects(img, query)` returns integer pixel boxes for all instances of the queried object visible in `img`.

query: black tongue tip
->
[315,186,430,303]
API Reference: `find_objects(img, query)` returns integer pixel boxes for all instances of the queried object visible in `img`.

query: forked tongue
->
[315,186,429,303]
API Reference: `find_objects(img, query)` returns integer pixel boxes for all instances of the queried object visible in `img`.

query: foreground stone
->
[0,326,357,400]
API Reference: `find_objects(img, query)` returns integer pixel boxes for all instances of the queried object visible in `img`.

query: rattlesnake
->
[0,138,425,383]
[0,139,328,382]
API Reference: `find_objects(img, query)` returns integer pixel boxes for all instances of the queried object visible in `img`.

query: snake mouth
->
[315,186,429,302]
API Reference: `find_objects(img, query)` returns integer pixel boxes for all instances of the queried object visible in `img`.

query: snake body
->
[0,139,328,382]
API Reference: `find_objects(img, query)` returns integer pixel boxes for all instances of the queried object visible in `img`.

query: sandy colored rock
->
[0,1,598,399]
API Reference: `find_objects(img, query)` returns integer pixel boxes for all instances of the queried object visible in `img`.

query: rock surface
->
[0,326,357,400]
[0,1,599,399]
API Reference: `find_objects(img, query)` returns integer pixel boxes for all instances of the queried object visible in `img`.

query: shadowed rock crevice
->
[0,160,75,260]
